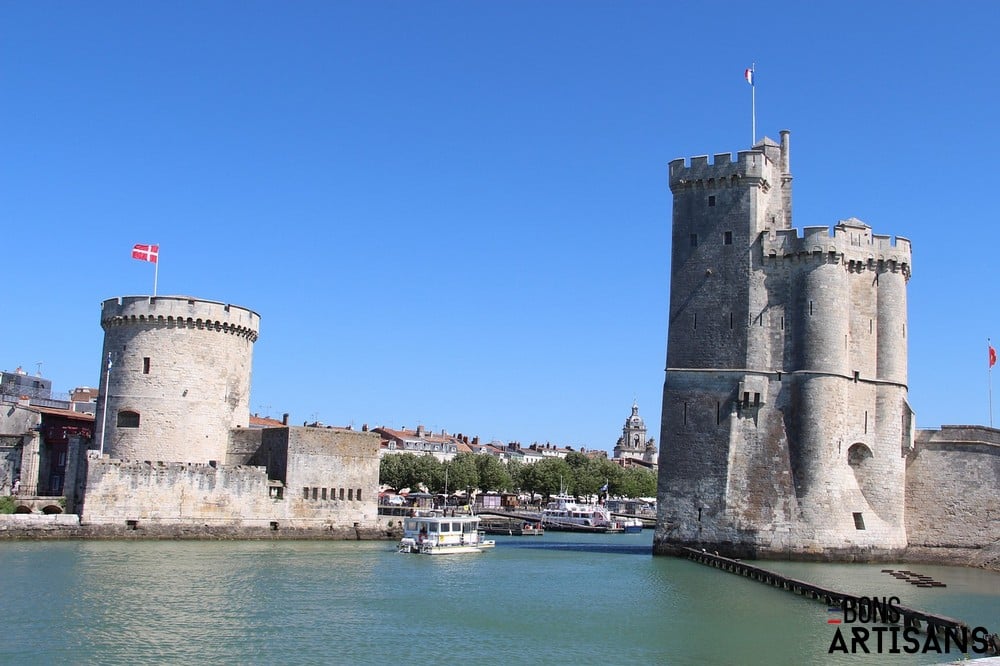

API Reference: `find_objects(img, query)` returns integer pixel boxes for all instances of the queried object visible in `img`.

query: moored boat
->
[619,517,644,533]
[541,494,616,532]
[398,513,496,554]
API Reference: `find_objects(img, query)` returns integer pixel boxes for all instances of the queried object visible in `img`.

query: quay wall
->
[906,426,1000,551]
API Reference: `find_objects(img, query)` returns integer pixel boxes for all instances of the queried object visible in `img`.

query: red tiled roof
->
[21,404,95,422]
[250,415,286,427]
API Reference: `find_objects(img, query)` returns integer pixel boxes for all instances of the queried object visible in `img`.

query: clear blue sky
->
[3,2,998,451]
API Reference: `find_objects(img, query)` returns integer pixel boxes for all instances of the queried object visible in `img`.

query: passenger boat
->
[398,513,496,555]
[540,494,617,532]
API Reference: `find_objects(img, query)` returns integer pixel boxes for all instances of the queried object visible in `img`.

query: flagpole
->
[751,62,756,146]
[153,244,159,297]
[989,338,994,428]
[99,352,111,456]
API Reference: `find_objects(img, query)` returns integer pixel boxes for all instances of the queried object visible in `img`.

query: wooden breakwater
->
[681,547,999,655]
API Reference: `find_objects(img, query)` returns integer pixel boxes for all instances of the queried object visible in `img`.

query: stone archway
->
[41,504,63,515]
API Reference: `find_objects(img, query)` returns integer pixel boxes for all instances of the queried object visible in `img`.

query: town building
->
[613,401,657,468]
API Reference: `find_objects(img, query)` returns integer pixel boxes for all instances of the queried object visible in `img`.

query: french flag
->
[744,68,754,86]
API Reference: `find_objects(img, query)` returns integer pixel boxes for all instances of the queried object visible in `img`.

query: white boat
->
[398,513,496,555]
[541,494,617,532]
[619,517,644,533]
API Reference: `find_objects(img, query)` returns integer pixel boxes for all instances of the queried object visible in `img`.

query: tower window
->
[693,313,697,330]
[716,402,721,425]
[809,301,814,316]
[708,196,716,207]
[683,402,688,425]
[724,231,732,245]
[690,234,698,247]
[116,410,140,428]
[143,357,151,374]
[853,512,866,530]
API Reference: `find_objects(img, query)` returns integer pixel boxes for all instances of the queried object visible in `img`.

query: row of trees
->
[379,451,657,499]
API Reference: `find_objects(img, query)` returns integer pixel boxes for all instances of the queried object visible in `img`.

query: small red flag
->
[990,345,997,369]
[132,244,159,264]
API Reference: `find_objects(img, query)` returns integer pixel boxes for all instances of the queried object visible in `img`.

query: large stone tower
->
[654,132,913,559]
[94,296,260,464]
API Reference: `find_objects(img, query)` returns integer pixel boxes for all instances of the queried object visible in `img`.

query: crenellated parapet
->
[669,148,780,193]
[762,219,912,278]
[101,296,260,342]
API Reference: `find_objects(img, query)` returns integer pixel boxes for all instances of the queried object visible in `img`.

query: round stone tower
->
[94,296,260,464]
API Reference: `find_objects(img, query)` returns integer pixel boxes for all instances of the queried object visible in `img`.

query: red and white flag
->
[744,67,754,86]
[990,344,997,369]
[132,244,159,263]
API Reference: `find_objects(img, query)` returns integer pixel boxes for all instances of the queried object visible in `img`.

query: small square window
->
[853,512,866,530]
[708,195,716,207]
[724,231,732,245]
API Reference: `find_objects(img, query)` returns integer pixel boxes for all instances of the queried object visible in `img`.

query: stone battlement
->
[101,296,260,342]
[762,219,911,275]
[668,149,775,190]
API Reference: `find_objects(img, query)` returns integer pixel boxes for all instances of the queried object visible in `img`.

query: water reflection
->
[0,537,994,665]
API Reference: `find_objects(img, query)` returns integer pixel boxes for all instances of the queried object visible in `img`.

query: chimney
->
[362,423,368,432]
[472,436,479,446]
[282,413,289,426]
[416,425,425,437]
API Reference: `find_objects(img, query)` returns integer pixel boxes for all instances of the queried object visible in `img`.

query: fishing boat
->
[398,512,495,555]
[540,494,618,532]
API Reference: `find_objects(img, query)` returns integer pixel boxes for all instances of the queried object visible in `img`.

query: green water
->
[0,532,996,664]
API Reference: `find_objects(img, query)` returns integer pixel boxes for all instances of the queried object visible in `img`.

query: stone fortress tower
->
[94,296,260,464]
[655,131,914,558]
[82,294,381,534]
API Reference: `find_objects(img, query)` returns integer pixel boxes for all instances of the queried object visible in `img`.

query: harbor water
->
[0,531,996,664]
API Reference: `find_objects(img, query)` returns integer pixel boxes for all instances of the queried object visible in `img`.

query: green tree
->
[412,455,442,492]
[532,457,573,498]
[619,466,657,498]
[436,453,478,495]
[564,451,601,498]
[476,454,511,492]
[379,454,407,491]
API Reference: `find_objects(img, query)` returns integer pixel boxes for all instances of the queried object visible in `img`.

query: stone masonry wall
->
[81,426,381,530]
[95,296,259,465]
[906,426,1000,548]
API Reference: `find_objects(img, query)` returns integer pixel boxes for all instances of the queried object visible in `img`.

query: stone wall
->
[656,133,912,558]
[95,296,259,465]
[80,426,381,531]
[906,426,1000,548]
